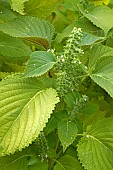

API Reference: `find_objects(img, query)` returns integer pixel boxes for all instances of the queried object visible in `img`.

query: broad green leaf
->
[0,77,59,156]
[0,0,9,7]
[75,17,102,35]
[24,0,61,19]
[0,32,31,63]
[44,115,59,135]
[88,44,113,98]
[81,102,99,115]
[47,148,57,158]
[77,118,113,170]
[78,4,113,35]
[53,155,83,170]
[0,16,55,49]
[54,110,69,120]
[63,0,79,11]
[65,146,78,158]
[28,157,48,170]
[0,9,16,23]
[88,45,113,68]
[0,62,25,73]
[80,102,105,127]
[0,149,30,170]
[37,77,56,89]
[80,32,105,46]
[24,51,56,77]
[9,0,29,15]
[47,132,58,148]
[58,120,78,152]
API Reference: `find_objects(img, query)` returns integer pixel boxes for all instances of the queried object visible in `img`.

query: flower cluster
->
[55,27,85,97]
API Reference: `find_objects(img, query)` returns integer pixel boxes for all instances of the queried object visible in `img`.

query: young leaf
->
[0,16,55,49]
[9,0,29,15]
[0,149,30,170]
[78,4,113,35]
[58,120,78,152]
[88,45,113,98]
[24,51,56,77]
[0,32,31,63]
[77,118,113,170]
[53,155,83,170]
[0,77,59,156]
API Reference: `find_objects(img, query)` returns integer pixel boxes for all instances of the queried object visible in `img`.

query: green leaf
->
[63,0,79,11]
[88,44,113,98]
[58,120,78,152]
[77,118,113,170]
[78,4,113,35]
[24,51,56,77]
[81,102,99,115]
[80,102,106,127]
[24,0,61,19]
[0,32,31,63]
[0,16,55,49]
[28,157,48,170]
[64,92,80,110]
[76,17,101,35]
[0,9,16,23]
[53,155,83,170]
[80,32,105,46]
[0,149,30,170]
[54,110,69,120]
[0,77,59,156]
[55,23,76,43]
[28,163,48,170]
[9,0,29,15]
[44,115,59,135]
[65,146,78,158]
[0,62,25,73]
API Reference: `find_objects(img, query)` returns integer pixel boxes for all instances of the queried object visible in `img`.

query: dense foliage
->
[1,0,113,169]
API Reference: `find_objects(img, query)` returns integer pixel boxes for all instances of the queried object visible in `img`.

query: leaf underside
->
[0,77,59,156]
